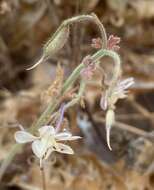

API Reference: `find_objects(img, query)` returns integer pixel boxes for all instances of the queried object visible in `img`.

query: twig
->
[128,97,154,127]
[128,97,152,118]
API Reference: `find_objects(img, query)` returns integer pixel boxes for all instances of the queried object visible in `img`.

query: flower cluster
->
[91,35,120,51]
[15,125,81,167]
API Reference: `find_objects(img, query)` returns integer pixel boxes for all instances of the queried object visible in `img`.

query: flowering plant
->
[0,14,134,189]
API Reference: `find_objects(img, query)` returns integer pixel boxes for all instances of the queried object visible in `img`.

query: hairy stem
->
[48,14,107,46]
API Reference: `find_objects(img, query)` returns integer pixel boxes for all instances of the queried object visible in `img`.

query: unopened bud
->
[100,92,108,111]
[27,26,70,70]
[80,55,96,80]
[105,109,115,150]
[44,26,70,58]
[91,38,103,49]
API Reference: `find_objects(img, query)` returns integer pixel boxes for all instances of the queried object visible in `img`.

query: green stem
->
[64,80,86,110]
[62,63,84,93]
[31,98,59,132]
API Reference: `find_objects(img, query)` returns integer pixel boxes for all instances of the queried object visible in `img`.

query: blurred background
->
[0,0,154,189]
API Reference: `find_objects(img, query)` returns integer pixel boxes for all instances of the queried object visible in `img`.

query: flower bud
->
[44,26,70,58]
[100,92,108,111]
[91,38,103,49]
[105,109,115,150]
[27,26,70,70]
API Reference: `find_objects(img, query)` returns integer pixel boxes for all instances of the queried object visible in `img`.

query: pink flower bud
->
[91,38,103,49]
[80,55,96,80]
[107,35,120,51]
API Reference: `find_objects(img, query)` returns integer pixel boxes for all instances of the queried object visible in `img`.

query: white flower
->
[100,77,134,150]
[112,77,134,100]
[15,125,81,167]
[100,77,134,110]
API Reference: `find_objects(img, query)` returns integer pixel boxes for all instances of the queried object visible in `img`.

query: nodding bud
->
[105,109,115,150]
[44,26,70,58]
[27,26,70,70]
[91,38,103,49]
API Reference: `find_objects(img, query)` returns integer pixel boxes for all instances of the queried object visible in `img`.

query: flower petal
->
[119,78,134,90]
[15,131,37,143]
[55,143,74,154]
[39,125,55,136]
[55,132,81,141]
[55,132,72,140]
[32,140,48,158]
[65,136,82,140]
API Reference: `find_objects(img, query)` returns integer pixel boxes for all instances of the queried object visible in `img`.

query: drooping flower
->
[15,125,81,167]
[100,77,134,150]
[100,77,134,111]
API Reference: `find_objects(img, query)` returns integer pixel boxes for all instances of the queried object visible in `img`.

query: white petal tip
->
[105,109,114,151]
[107,131,112,151]
[26,64,38,71]
[26,57,44,71]
[108,143,112,151]
[69,136,82,140]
